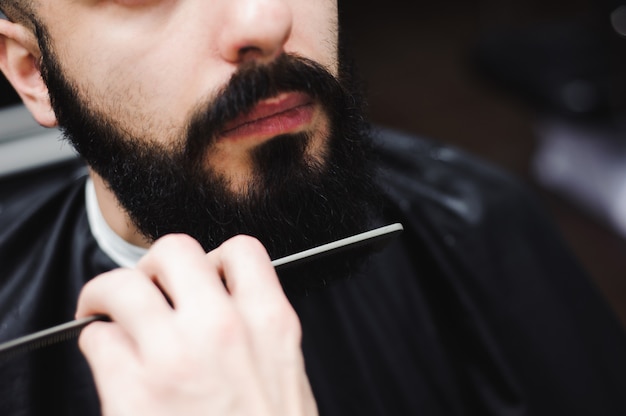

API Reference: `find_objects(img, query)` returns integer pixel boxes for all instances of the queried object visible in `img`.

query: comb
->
[0,223,403,360]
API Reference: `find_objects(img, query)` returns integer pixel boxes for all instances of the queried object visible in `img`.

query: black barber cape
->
[1,129,626,415]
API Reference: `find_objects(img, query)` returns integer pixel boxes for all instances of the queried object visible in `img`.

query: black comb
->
[0,223,403,360]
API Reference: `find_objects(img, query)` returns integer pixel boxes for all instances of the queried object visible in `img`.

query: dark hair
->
[0,1,36,29]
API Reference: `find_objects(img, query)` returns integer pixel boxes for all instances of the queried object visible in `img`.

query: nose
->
[218,0,293,64]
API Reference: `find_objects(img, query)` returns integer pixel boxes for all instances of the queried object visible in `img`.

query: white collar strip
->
[85,178,148,268]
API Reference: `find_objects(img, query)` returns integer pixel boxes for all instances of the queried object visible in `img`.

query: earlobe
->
[0,19,58,127]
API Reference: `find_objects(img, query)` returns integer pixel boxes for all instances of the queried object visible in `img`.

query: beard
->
[36,28,381,293]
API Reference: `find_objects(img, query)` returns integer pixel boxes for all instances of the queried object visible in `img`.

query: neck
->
[89,170,151,248]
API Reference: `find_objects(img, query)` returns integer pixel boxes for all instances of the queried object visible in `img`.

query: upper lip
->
[221,92,313,134]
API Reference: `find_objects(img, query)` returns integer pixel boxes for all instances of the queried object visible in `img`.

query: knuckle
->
[77,268,138,312]
[138,234,206,272]
[222,234,268,258]
[145,338,198,380]
[281,308,303,341]
[77,324,98,354]
[77,322,115,356]
[143,325,190,358]
[210,312,248,345]
[186,308,247,348]
[252,302,302,341]
[150,234,203,256]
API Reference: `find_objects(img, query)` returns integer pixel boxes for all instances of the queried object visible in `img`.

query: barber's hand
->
[75,234,318,416]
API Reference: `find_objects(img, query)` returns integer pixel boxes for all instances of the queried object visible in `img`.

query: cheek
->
[47,17,194,142]
[56,40,192,145]
[287,1,339,74]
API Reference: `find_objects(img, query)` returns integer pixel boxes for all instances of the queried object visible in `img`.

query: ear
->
[0,19,57,127]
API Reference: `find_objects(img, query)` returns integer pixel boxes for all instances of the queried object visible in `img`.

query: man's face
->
[37,0,340,191]
[32,1,379,291]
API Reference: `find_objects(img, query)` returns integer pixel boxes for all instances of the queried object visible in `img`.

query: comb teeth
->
[0,328,82,362]
[0,315,110,362]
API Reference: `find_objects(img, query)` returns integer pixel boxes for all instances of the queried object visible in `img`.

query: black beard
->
[36,26,381,293]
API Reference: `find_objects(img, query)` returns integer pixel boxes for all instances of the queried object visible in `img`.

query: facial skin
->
[0,0,380,291]
[36,0,339,185]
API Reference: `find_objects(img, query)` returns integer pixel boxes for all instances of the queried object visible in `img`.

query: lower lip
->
[220,103,315,141]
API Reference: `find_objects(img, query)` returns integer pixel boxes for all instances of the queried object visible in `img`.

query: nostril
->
[238,46,264,63]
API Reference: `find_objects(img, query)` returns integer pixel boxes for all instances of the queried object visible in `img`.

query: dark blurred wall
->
[338,0,624,163]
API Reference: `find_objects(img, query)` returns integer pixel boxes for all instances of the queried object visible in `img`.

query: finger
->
[205,235,283,302]
[206,236,306,411]
[76,268,174,348]
[78,322,140,409]
[79,320,137,372]
[137,234,230,312]
[205,235,300,338]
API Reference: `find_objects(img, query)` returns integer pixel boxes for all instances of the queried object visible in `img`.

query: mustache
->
[183,54,343,158]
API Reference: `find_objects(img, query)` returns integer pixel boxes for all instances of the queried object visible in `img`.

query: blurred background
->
[2,0,626,324]
[338,0,626,325]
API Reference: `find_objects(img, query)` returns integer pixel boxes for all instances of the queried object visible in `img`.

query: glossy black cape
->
[1,129,626,415]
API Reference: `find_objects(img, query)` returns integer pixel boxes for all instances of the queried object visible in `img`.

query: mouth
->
[220,92,315,141]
